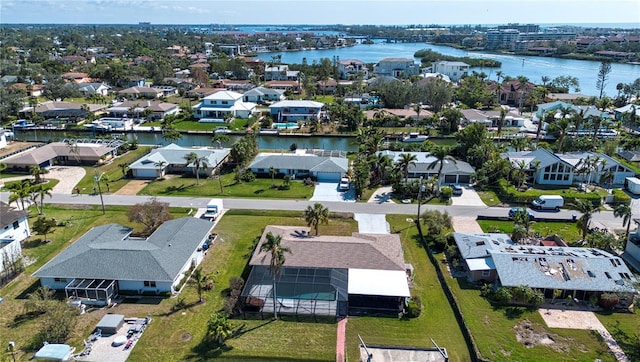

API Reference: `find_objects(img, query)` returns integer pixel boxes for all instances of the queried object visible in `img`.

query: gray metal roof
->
[249,226,405,271]
[34,218,214,282]
[249,154,348,173]
[129,144,230,170]
[377,151,475,175]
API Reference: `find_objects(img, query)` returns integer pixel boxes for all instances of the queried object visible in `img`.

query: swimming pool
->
[273,122,300,129]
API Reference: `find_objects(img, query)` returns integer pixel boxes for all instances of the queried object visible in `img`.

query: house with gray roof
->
[193,90,257,122]
[373,58,420,78]
[33,217,214,305]
[241,225,410,318]
[453,232,637,301]
[0,202,30,279]
[77,82,111,96]
[377,151,475,184]
[3,140,121,170]
[129,143,230,179]
[242,86,285,104]
[501,148,635,186]
[248,153,348,182]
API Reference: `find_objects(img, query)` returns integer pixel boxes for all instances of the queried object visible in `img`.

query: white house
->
[77,82,111,96]
[242,86,285,103]
[129,143,230,179]
[264,64,299,81]
[193,90,257,122]
[0,202,30,278]
[33,217,215,305]
[373,58,420,78]
[249,152,348,182]
[269,100,324,122]
[502,148,635,186]
[430,61,470,82]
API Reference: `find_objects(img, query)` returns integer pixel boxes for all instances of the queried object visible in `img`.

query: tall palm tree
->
[589,115,604,149]
[412,103,422,128]
[570,199,600,240]
[427,146,456,192]
[614,203,633,245]
[396,153,417,182]
[118,162,129,178]
[212,134,230,149]
[304,202,330,235]
[497,108,507,138]
[370,153,392,184]
[30,165,47,184]
[7,180,31,210]
[184,152,208,185]
[189,268,211,303]
[260,231,291,320]
[553,118,571,153]
[34,185,52,215]
[269,166,277,186]
[154,160,167,179]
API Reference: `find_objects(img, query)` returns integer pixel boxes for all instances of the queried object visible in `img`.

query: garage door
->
[134,169,158,179]
[316,172,342,182]
[458,175,471,184]
[444,175,457,184]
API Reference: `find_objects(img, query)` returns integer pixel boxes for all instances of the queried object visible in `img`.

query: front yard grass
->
[476,219,583,244]
[74,146,151,194]
[596,311,640,361]
[445,272,616,361]
[347,215,471,362]
[139,173,314,199]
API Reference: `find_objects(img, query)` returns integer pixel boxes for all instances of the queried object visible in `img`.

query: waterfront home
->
[501,148,635,186]
[241,225,410,318]
[430,61,470,82]
[193,90,257,122]
[534,101,609,121]
[2,140,121,169]
[105,100,179,121]
[249,152,348,182]
[373,58,420,78]
[453,232,637,301]
[0,202,30,278]
[460,108,524,127]
[33,217,214,305]
[269,100,324,122]
[129,143,230,179]
[24,102,108,123]
[377,150,475,184]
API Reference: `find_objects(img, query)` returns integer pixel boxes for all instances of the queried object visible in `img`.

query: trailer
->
[625,177,640,195]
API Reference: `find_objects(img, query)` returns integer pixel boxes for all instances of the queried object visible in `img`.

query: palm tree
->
[184,152,208,185]
[370,153,392,184]
[34,185,52,215]
[207,312,233,345]
[269,166,277,186]
[189,268,211,303]
[588,115,604,149]
[614,203,633,245]
[427,146,456,192]
[260,231,291,320]
[497,108,507,138]
[7,180,31,210]
[553,118,571,153]
[154,160,167,180]
[30,165,47,184]
[396,153,418,182]
[118,162,129,178]
[212,134,230,149]
[570,199,600,240]
[304,202,330,235]
[412,103,422,128]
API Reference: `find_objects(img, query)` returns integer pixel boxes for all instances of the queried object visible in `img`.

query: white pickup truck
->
[202,199,223,220]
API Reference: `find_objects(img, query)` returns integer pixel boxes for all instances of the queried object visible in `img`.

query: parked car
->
[508,207,535,220]
[531,195,564,211]
[339,177,350,191]
[451,184,463,196]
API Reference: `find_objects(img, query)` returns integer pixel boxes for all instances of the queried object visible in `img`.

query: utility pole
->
[94,167,105,214]
[416,176,426,224]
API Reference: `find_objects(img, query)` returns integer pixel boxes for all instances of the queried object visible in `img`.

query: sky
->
[1,0,639,26]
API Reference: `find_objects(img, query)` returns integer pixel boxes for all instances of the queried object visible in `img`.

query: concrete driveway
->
[354,213,389,234]
[47,166,86,194]
[450,185,486,207]
[310,182,356,202]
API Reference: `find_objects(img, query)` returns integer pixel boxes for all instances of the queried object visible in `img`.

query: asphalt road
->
[0,192,625,231]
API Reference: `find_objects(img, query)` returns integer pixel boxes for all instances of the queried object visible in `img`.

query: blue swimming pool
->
[273,122,300,129]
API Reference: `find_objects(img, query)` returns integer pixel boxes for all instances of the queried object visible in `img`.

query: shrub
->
[172,296,187,311]
[491,287,513,305]
[529,290,545,306]
[440,186,453,200]
[405,296,422,318]
[598,293,620,309]
[611,189,632,206]
[240,169,256,182]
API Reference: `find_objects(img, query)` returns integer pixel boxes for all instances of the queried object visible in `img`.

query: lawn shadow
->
[165,184,189,193]
[253,189,265,194]
[607,320,640,361]
[15,279,42,300]
[493,305,526,319]
[185,336,234,360]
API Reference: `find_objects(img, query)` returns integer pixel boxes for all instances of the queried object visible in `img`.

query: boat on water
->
[401,132,428,143]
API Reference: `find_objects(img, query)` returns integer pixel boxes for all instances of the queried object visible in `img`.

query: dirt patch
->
[513,319,570,353]
[181,332,192,341]
[114,180,150,195]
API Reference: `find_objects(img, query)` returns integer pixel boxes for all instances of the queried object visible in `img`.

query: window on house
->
[12,221,19,229]
[54,278,67,283]
[543,174,549,180]
[222,101,228,105]
[482,270,491,277]
[144,281,156,287]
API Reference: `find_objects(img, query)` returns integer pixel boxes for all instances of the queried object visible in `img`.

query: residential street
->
[0,192,625,232]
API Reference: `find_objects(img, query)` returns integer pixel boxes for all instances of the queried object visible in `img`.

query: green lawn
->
[476,189,503,206]
[347,215,471,362]
[139,173,314,199]
[476,220,583,244]
[74,147,151,194]
[446,273,616,361]
[596,311,640,361]
[143,118,250,132]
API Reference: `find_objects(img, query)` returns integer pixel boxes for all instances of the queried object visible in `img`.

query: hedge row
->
[494,179,602,207]
[611,189,632,206]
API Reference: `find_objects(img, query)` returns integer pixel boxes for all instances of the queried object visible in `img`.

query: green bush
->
[405,296,422,318]
[440,186,453,200]
[493,178,602,208]
[490,287,513,305]
[611,189,632,206]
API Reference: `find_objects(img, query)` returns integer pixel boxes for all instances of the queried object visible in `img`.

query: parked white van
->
[531,195,564,211]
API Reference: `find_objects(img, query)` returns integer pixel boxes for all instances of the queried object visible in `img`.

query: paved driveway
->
[354,213,389,234]
[450,185,486,207]
[310,182,356,202]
